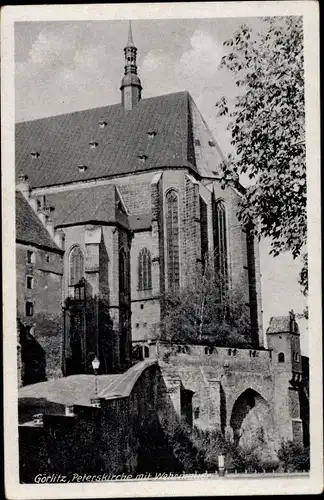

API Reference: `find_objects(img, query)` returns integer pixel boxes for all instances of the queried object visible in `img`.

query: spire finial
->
[127,20,135,47]
[120,20,142,110]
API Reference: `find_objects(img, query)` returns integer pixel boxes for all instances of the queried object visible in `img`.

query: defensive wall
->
[18,342,308,481]
[19,359,180,482]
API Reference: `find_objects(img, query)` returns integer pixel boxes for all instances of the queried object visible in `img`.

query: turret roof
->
[266,315,300,335]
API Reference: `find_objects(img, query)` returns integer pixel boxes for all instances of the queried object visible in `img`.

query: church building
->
[16,23,263,381]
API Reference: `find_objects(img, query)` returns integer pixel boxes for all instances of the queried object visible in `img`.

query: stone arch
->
[230,388,273,449]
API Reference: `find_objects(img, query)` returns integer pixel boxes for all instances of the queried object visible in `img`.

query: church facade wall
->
[213,182,250,301]
[30,167,261,348]
[61,223,132,372]
[130,230,160,342]
[63,225,87,299]
[17,163,264,375]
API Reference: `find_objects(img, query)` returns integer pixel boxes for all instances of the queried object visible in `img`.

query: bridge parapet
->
[157,342,273,373]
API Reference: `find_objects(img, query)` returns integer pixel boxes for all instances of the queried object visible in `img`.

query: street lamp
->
[92,355,100,396]
[218,454,225,477]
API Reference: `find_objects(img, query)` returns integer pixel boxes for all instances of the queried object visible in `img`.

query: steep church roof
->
[16,25,227,189]
[16,91,192,188]
[16,91,225,189]
[16,191,61,251]
[45,184,128,229]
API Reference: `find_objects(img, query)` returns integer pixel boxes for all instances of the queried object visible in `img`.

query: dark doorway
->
[67,309,85,375]
[181,388,194,428]
[20,325,46,386]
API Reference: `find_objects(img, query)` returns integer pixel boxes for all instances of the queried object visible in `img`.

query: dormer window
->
[31,151,40,158]
[194,139,201,146]
[138,154,148,163]
[208,140,216,147]
[44,205,55,214]
[147,131,156,138]
[89,140,98,149]
[78,165,88,173]
[98,121,107,129]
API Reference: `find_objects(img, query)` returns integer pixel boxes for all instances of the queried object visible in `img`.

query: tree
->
[216,17,307,294]
[277,440,310,472]
[160,258,251,347]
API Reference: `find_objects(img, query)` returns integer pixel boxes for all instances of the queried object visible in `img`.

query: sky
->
[14,18,308,353]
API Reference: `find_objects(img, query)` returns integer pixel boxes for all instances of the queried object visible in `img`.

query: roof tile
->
[16,191,60,251]
[45,185,128,228]
[16,91,197,188]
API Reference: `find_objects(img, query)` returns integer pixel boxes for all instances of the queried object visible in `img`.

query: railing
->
[68,282,85,301]
[131,340,157,361]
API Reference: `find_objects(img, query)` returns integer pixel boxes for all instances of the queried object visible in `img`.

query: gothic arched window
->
[138,248,152,290]
[213,200,228,290]
[166,189,180,291]
[69,246,84,286]
[278,352,285,363]
[119,249,127,293]
[200,197,208,271]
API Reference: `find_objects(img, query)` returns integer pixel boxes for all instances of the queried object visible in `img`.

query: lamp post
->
[92,355,100,397]
[218,454,225,477]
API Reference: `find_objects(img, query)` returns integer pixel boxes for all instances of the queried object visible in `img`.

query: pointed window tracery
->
[213,200,228,296]
[119,249,128,294]
[138,248,152,291]
[166,189,180,291]
[69,246,84,286]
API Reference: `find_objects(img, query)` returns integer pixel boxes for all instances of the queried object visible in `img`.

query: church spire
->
[127,20,135,47]
[120,21,142,110]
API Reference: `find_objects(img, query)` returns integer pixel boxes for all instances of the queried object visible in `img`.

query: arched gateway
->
[230,389,273,449]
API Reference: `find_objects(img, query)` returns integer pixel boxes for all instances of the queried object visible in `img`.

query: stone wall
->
[16,243,64,384]
[156,342,300,454]
[18,344,309,482]
[212,182,250,303]
[19,361,179,483]
[26,167,262,350]
[130,230,160,342]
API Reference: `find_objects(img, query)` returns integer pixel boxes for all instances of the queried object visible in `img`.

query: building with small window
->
[16,191,64,386]
[15,24,263,379]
